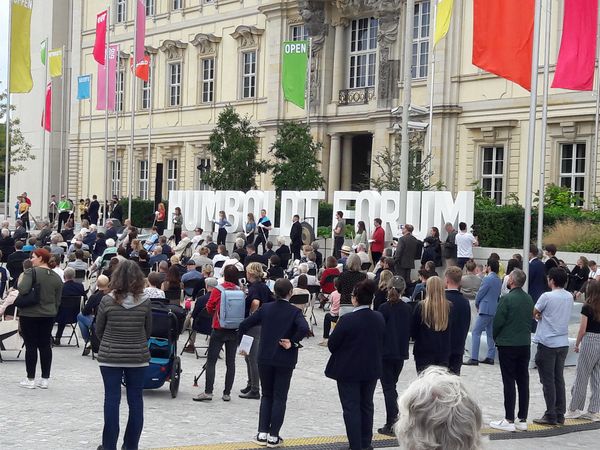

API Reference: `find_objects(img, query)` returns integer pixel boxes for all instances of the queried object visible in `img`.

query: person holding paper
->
[238,278,309,448]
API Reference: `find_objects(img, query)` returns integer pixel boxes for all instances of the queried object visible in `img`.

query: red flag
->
[130,55,150,82]
[135,0,145,64]
[472,0,535,91]
[93,10,108,65]
[552,0,598,91]
[42,82,52,132]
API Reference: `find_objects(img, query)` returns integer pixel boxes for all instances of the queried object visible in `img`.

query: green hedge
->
[120,198,167,229]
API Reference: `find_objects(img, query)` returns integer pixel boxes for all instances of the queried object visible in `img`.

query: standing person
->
[255,209,272,254]
[154,202,166,236]
[411,276,452,372]
[566,279,600,420]
[172,207,184,245]
[353,221,368,249]
[455,222,477,269]
[289,214,303,261]
[245,212,257,246]
[465,259,502,366]
[19,196,31,231]
[17,248,63,389]
[325,279,385,450]
[88,195,100,225]
[57,195,73,233]
[489,268,534,432]
[95,260,152,450]
[421,227,442,268]
[532,267,574,425]
[461,259,482,302]
[370,218,385,265]
[442,222,458,267]
[78,199,88,223]
[213,210,231,246]
[444,266,472,375]
[48,194,58,225]
[332,211,345,259]
[238,279,309,447]
[377,276,412,436]
[110,197,123,223]
[393,224,421,285]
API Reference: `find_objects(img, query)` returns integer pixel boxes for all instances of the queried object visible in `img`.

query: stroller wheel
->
[170,356,182,398]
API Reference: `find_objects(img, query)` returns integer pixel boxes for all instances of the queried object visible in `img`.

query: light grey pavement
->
[0,307,596,450]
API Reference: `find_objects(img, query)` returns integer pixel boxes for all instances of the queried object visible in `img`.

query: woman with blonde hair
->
[155,202,166,236]
[373,269,394,310]
[129,239,143,259]
[411,276,452,373]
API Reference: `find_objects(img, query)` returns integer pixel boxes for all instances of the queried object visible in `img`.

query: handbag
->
[14,268,40,309]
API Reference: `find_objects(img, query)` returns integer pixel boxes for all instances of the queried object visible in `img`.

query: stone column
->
[341,135,353,191]
[328,134,342,201]
[330,23,346,104]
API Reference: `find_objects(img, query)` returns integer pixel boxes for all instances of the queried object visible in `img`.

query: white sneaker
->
[19,379,36,389]
[36,378,49,389]
[514,419,528,431]
[565,409,585,419]
[582,411,600,422]
[489,419,516,432]
[266,435,283,448]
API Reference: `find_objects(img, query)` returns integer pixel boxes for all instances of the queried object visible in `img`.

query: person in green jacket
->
[489,268,534,432]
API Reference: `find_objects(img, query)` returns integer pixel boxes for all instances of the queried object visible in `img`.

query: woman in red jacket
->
[370,218,385,265]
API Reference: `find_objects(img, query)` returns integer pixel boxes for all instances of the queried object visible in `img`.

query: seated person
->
[92,232,107,259]
[89,238,117,273]
[159,235,173,258]
[312,241,323,269]
[7,241,29,287]
[23,237,37,252]
[173,231,192,259]
[274,236,291,268]
[232,238,247,265]
[356,243,371,267]
[67,249,89,272]
[223,253,244,272]
[161,266,183,304]
[411,269,432,302]
[291,274,311,310]
[148,245,168,267]
[144,272,166,299]
[374,256,394,282]
[101,257,120,280]
[182,277,219,353]
[243,244,265,267]
[320,278,341,346]
[190,227,204,249]
[182,259,203,296]
[267,255,285,280]
[170,255,187,277]
[12,220,28,242]
[291,263,318,287]
[37,222,53,246]
[137,249,151,270]
[263,241,275,261]
[143,227,160,252]
[337,246,352,268]
[320,256,341,295]
[0,227,15,262]
[54,267,87,346]
[78,275,110,354]
[191,246,213,269]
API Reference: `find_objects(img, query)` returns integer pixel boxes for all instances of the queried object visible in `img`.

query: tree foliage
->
[203,106,269,191]
[0,90,36,176]
[269,121,325,193]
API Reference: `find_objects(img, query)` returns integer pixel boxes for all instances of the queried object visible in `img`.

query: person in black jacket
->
[238,278,309,448]
[7,241,29,287]
[54,267,87,346]
[325,279,386,450]
[0,228,15,262]
[78,275,110,355]
[377,276,412,436]
[445,266,472,375]
[289,215,303,261]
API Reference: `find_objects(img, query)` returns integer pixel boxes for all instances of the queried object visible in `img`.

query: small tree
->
[270,121,325,193]
[203,106,269,191]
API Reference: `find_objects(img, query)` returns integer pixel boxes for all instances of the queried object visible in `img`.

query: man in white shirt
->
[455,222,478,269]
[356,243,371,267]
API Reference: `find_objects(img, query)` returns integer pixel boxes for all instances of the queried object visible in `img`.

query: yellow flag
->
[49,48,63,78]
[9,0,33,93]
[434,0,455,46]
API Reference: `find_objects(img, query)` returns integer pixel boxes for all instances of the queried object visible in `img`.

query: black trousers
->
[381,359,404,426]
[217,228,227,246]
[323,313,339,339]
[258,364,294,437]
[448,352,464,376]
[337,379,377,450]
[333,236,344,259]
[57,211,70,232]
[19,316,54,379]
[415,354,449,374]
[21,212,31,230]
[498,345,531,421]
[173,227,182,245]
[535,343,569,420]
[156,220,165,236]
[371,252,382,265]
[397,268,412,286]
[255,232,268,254]
[290,244,302,261]
[205,328,237,395]
[49,212,56,224]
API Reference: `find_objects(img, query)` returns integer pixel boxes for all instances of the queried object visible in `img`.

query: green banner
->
[282,41,309,109]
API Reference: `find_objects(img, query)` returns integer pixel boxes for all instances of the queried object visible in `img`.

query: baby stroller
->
[143,307,182,398]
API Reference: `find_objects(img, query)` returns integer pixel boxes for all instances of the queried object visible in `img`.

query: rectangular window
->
[168,62,182,106]
[172,0,182,10]
[242,51,257,99]
[290,24,309,42]
[141,66,152,110]
[116,0,127,23]
[145,0,154,16]
[481,146,504,205]
[201,58,215,103]
[138,160,149,199]
[111,160,122,197]
[196,157,211,190]
[560,143,586,205]
[412,1,430,79]
[166,159,178,192]
[349,18,378,89]
[116,67,125,112]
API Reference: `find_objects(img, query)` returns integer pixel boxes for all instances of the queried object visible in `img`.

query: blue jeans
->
[77,313,93,342]
[471,313,496,360]
[100,366,146,450]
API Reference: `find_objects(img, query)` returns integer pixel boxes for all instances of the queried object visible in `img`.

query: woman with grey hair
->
[337,253,367,308]
[396,366,483,450]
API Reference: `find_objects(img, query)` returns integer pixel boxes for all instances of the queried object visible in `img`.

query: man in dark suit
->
[393,224,422,285]
[88,195,100,225]
[7,241,29,287]
[204,235,218,259]
[289,215,303,261]
[445,266,472,375]
[12,220,28,242]
[528,244,548,303]
[104,220,118,241]
[244,244,265,267]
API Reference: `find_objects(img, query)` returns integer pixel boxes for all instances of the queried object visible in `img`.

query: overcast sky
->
[0,1,9,93]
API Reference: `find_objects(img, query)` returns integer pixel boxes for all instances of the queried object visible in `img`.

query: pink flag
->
[93,10,108,65]
[135,0,145,65]
[552,0,598,91]
[42,82,52,131]
[97,44,118,111]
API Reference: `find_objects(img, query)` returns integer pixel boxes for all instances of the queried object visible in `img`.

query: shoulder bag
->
[14,268,40,309]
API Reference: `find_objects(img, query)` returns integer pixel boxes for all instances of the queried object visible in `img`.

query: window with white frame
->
[201,57,215,103]
[116,0,127,23]
[481,146,504,205]
[560,143,586,205]
[138,160,149,199]
[168,62,182,106]
[111,160,122,197]
[196,157,211,190]
[141,65,152,109]
[116,66,125,112]
[412,1,430,79]
[290,24,308,41]
[166,159,178,192]
[172,0,182,10]
[348,18,378,89]
[242,51,257,99]
[145,0,154,16]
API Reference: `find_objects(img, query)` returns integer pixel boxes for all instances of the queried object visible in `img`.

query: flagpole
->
[4,0,12,220]
[523,0,543,287]
[103,7,110,226]
[40,38,49,221]
[592,3,600,205]
[58,45,66,201]
[147,55,153,201]
[87,73,93,198]
[306,38,312,126]
[536,0,552,250]
[427,1,438,186]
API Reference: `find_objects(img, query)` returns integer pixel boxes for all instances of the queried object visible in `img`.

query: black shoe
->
[240,385,252,395]
[53,338,61,346]
[533,415,557,425]
[480,358,495,365]
[463,359,479,366]
[377,424,395,436]
[239,390,260,399]
[82,347,91,356]
[557,414,565,425]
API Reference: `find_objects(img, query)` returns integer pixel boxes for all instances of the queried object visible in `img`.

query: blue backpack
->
[217,285,246,329]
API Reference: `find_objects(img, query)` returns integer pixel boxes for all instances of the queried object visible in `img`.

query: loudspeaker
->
[154,163,163,208]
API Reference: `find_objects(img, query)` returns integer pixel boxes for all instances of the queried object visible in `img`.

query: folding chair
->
[164,287,183,306]
[74,269,87,284]
[361,262,372,272]
[56,295,83,347]
[289,294,310,314]
[306,285,320,326]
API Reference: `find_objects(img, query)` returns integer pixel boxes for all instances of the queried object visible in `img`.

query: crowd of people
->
[2,207,600,450]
